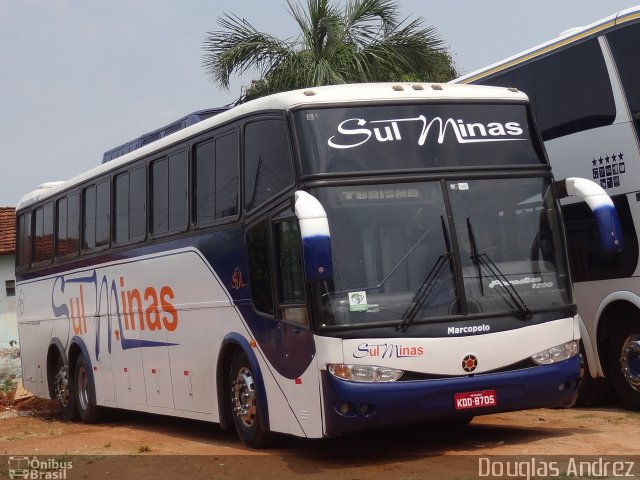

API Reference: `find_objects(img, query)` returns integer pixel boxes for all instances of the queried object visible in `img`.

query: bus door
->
[246,204,322,435]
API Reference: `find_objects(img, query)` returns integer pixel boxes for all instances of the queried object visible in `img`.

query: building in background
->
[0,207,19,379]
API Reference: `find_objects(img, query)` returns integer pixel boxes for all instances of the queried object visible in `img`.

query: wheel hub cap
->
[54,366,70,407]
[231,367,257,427]
[621,338,640,391]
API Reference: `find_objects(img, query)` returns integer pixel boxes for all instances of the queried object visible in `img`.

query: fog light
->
[358,403,375,417]
[333,402,356,417]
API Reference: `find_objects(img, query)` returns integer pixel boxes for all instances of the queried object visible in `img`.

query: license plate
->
[454,390,497,410]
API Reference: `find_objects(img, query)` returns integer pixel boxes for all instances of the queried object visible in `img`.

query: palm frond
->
[202,0,458,100]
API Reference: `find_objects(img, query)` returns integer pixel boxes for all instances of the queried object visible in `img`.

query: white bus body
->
[16,83,612,446]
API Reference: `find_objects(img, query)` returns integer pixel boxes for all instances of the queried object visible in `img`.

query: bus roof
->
[18,82,529,209]
[455,5,640,84]
[102,106,231,164]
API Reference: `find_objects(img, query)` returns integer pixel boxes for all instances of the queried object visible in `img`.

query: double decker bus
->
[14,83,618,447]
[455,5,640,409]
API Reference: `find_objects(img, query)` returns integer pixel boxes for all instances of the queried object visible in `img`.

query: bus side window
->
[274,219,308,326]
[33,203,53,264]
[246,219,275,316]
[479,38,615,141]
[16,212,32,270]
[244,119,294,212]
[607,22,640,137]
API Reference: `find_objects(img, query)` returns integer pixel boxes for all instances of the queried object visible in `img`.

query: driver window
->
[274,217,309,327]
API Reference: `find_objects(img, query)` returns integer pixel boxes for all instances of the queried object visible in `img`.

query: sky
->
[1,0,639,206]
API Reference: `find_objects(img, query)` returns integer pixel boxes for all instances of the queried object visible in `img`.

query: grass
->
[0,378,16,394]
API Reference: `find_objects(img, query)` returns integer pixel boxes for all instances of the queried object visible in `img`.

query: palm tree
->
[202,0,457,102]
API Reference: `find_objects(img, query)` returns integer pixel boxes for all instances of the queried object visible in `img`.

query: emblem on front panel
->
[231,267,247,290]
[462,354,478,373]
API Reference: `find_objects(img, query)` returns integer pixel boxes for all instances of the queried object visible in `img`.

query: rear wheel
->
[53,357,79,421]
[608,317,640,410]
[74,355,102,423]
[229,351,270,448]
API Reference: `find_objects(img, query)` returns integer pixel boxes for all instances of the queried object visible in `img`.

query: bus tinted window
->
[56,198,67,257]
[56,195,80,257]
[194,139,216,224]
[194,132,239,225]
[96,180,110,248]
[67,193,80,255]
[215,132,239,219]
[83,185,96,250]
[33,204,53,263]
[275,219,305,304]
[152,152,188,235]
[168,151,188,231]
[244,120,294,211]
[479,39,615,141]
[115,167,146,244]
[247,220,274,315]
[607,22,640,138]
[114,172,129,244]
[17,212,31,269]
[130,167,146,241]
[151,158,169,234]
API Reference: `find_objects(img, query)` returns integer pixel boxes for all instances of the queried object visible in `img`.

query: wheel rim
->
[77,366,89,411]
[231,366,257,427]
[620,335,640,392]
[54,365,70,407]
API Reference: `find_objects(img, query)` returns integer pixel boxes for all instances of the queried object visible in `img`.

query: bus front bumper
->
[321,356,580,437]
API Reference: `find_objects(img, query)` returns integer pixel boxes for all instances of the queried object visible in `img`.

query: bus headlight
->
[531,340,579,365]
[327,364,403,382]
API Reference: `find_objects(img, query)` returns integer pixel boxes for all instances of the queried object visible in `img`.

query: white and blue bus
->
[15,83,619,447]
[455,5,640,410]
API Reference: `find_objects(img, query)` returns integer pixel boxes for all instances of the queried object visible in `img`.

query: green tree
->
[202,0,457,102]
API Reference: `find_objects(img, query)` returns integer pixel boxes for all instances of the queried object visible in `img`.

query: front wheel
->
[229,351,271,448]
[75,355,102,423]
[608,317,640,410]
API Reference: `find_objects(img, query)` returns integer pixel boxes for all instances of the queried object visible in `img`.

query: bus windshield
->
[310,176,570,328]
[294,103,544,175]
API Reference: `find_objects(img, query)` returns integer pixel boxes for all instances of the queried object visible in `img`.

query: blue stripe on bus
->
[321,356,580,436]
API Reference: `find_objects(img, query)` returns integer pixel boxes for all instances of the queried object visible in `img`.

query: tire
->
[53,356,79,421]
[574,349,613,407]
[74,355,102,423]
[607,317,640,410]
[229,351,271,448]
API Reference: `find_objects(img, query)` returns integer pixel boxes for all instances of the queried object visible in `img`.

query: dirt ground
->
[0,389,639,479]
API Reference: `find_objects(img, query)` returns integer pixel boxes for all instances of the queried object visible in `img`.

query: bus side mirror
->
[556,177,623,253]
[293,191,334,281]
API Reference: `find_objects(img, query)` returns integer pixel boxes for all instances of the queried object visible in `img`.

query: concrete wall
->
[0,254,20,379]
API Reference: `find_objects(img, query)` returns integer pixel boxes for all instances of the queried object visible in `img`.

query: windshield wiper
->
[467,218,532,319]
[397,217,454,332]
